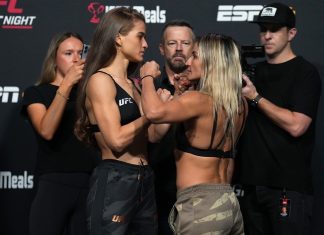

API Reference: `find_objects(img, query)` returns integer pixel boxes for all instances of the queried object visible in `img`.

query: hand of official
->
[174,70,193,95]
[242,73,258,100]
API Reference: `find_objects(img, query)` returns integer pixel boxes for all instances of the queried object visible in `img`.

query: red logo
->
[0,0,23,14]
[0,0,36,30]
[88,2,105,24]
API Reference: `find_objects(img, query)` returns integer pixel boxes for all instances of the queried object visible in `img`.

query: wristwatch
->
[250,94,263,107]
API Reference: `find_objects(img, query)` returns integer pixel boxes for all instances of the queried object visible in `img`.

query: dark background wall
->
[1,0,323,234]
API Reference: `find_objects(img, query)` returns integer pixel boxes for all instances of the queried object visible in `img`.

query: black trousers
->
[87,159,157,235]
[29,173,90,235]
[238,185,313,235]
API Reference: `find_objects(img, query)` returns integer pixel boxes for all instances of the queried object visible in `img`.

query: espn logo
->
[217,5,263,22]
[0,86,20,103]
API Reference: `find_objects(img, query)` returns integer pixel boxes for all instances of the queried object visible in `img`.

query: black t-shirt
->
[21,83,99,175]
[237,56,321,193]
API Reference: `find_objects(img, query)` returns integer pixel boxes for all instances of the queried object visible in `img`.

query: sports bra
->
[176,102,246,158]
[90,71,141,132]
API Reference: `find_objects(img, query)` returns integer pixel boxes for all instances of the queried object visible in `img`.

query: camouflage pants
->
[87,159,157,235]
[169,184,244,235]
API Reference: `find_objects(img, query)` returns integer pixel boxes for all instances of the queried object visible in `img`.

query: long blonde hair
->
[198,34,242,142]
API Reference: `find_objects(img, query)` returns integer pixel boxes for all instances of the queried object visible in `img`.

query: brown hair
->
[75,7,145,145]
[37,32,83,85]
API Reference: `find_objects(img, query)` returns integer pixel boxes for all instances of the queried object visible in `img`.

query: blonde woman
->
[140,34,248,234]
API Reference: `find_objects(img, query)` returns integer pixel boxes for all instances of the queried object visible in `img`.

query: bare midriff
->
[95,131,149,165]
[175,149,233,190]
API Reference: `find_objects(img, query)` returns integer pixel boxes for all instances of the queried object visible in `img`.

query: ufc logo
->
[119,98,133,106]
[0,0,23,14]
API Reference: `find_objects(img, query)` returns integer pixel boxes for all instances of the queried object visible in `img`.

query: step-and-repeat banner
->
[1,0,323,234]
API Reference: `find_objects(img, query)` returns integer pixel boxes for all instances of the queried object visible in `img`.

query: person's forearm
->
[35,83,74,140]
[148,123,170,143]
[141,75,164,122]
[102,115,150,152]
[257,97,311,137]
[242,74,311,137]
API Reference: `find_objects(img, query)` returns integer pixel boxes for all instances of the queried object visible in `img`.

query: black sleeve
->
[20,86,44,118]
[291,64,322,119]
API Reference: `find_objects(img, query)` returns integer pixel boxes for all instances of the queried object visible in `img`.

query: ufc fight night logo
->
[0,86,20,103]
[217,5,263,22]
[0,0,36,29]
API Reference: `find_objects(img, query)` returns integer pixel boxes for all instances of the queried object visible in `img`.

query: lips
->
[173,53,185,60]
[173,57,185,61]
[264,43,273,47]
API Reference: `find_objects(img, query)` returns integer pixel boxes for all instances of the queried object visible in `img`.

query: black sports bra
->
[90,71,141,132]
[176,102,246,158]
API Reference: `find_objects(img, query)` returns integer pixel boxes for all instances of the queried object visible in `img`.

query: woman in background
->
[21,32,98,235]
[141,34,248,234]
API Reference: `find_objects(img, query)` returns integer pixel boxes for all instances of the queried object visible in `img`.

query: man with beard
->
[148,20,195,235]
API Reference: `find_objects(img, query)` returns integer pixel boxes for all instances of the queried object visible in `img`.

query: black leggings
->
[87,159,157,235]
[29,173,90,235]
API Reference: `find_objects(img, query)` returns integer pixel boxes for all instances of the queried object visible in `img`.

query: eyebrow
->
[167,40,192,42]
[137,32,146,37]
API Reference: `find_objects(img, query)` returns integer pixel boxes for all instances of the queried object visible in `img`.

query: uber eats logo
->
[87,3,166,24]
[0,171,34,189]
[217,5,263,22]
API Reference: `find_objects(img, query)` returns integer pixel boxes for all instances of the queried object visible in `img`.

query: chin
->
[189,77,200,82]
[265,50,276,58]
[187,73,199,81]
[264,46,275,54]
[132,57,143,63]
[172,61,185,67]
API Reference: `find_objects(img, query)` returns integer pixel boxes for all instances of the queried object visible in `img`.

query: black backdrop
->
[1,0,323,234]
